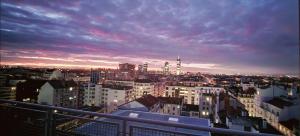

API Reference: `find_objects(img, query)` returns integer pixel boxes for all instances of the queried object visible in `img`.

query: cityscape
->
[0,0,299,136]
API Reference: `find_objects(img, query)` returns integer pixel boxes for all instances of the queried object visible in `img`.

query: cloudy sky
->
[0,0,299,75]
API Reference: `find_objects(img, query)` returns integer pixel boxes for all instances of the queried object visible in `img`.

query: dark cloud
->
[0,0,298,75]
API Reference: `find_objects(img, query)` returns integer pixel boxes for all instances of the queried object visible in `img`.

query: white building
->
[38,80,78,108]
[254,85,300,136]
[164,85,225,105]
[176,56,181,75]
[255,97,300,136]
[134,79,163,98]
[97,84,133,113]
[83,83,96,106]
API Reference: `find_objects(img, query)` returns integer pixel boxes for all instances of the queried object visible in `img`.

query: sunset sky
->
[0,0,299,75]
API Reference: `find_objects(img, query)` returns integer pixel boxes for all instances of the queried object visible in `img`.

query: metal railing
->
[0,99,280,136]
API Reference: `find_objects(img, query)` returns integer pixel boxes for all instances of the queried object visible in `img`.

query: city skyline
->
[0,0,299,75]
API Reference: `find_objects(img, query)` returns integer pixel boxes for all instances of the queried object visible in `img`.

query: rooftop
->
[239,87,256,95]
[266,97,293,109]
[0,99,280,136]
[136,95,159,109]
[134,79,153,83]
[157,97,183,105]
[48,80,77,89]
[76,110,210,136]
[102,84,133,90]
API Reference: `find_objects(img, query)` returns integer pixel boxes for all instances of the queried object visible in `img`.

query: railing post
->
[45,109,54,136]
[44,111,49,136]
[123,120,127,136]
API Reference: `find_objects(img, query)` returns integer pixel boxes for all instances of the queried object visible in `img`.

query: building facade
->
[38,80,78,108]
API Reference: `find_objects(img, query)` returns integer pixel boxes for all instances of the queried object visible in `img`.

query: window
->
[173,107,175,111]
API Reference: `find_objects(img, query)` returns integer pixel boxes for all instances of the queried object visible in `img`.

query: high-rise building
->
[119,63,135,72]
[90,69,100,84]
[176,56,181,75]
[137,63,148,75]
[163,62,170,75]
[138,64,143,73]
[143,63,148,73]
[118,63,135,79]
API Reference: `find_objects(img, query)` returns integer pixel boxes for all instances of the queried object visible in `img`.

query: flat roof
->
[266,97,293,109]
[75,110,210,136]
[102,84,133,90]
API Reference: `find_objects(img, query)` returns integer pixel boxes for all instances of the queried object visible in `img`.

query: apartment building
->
[134,79,163,99]
[237,87,256,116]
[38,80,78,108]
[254,85,300,136]
[255,97,300,136]
[83,83,96,106]
[97,84,133,113]
[164,85,224,105]
[157,97,183,116]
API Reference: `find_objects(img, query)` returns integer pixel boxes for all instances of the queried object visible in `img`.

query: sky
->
[0,0,299,75]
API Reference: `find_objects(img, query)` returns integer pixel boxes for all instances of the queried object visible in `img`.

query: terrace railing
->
[0,99,280,136]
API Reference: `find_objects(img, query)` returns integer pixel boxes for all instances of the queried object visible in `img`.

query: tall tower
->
[176,56,181,75]
[143,62,148,73]
[90,68,100,84]
[163,62,170,75]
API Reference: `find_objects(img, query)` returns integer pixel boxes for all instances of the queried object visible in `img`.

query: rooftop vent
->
[168,117,178,122]
[129,113,139,118]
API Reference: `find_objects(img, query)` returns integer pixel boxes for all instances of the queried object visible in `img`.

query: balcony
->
[0,99,279,136]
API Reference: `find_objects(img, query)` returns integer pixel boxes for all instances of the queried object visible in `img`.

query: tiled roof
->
[157,97,183,105]
[266,97,293,109]
[136,95,159,108]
